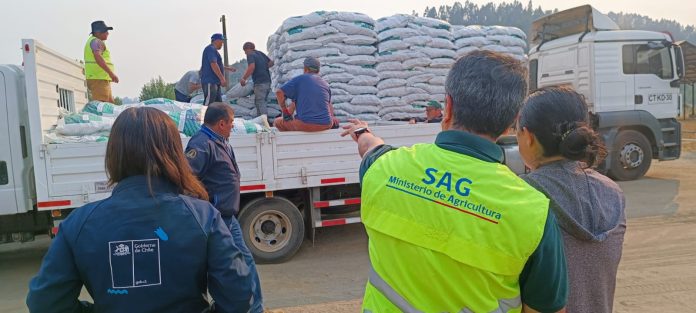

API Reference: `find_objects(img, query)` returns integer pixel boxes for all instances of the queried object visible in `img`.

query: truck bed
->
[39,123,441,210]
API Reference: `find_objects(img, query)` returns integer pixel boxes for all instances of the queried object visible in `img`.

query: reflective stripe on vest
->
[360,143,549,313]
[368,264,522,313]
[84,35,114,81]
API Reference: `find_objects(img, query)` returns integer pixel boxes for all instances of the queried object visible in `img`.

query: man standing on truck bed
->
[240,42,273,117]
[185,102,264,309]
[200,34,236,106]
[84,21,118,103]
[342,50,568,313]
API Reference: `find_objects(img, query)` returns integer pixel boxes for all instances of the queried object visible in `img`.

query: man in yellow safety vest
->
[84,20,118,103]
[342,50,568,313]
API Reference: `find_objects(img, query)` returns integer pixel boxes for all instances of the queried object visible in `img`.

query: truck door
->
[0,72,19,214]
[623,43,679,119]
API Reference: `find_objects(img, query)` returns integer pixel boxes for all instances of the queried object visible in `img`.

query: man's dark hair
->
[243,42,255,50]
[204,102,234,125]
[445,50,528,138]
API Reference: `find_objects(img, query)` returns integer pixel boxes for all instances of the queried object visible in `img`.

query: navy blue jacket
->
[27,176,262,313]
[186,125,241,217]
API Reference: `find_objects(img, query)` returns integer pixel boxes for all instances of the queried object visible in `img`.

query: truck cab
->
[528,5,686,180]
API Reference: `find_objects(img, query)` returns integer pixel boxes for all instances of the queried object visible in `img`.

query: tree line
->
[419,1,696,43]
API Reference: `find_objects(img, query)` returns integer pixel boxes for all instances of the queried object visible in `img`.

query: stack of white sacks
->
[268,11,381,121]
[266,11,529,122]
[452,25,527,61]
[374,15,456,121]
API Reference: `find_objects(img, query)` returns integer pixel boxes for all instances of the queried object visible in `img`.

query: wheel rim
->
[619,143,644,169]
[248,209,292,253]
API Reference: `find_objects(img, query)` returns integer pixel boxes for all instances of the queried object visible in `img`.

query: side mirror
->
[674,45,685,79]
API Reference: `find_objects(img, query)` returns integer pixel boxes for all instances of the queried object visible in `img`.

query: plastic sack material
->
[327,20,377,37]
[454,37,492,48]
[452,25,486,39]
[344,55,378,66]
[378,40,411,52]
[323,73,355,83]
[430,58,455,69]
[283,25,338,43]
[378,70,421,80]
[334,103,380,114]
[56,112,115,136]
[327,43,377,55]
[281,11,330,32]
[225,81,255,99]
[350,94,381,106]
[325,11,375,25]
[377,78,407,90]
[82,101,132,117]
[349,75,380,86]
[376,61,404,72]
[343,35,378,45]
[377,28,421,42]
[330,83,378,95]
[409,47,456,59]
[316,33,350,45]
[335,64,379,76]
[375,14,413,33]
[166,109,205,137]
[232,115,271,135]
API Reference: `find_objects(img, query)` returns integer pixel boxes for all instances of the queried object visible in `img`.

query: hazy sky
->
[1,0,694,98]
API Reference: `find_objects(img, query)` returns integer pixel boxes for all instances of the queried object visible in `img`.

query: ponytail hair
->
[519,86,607,168]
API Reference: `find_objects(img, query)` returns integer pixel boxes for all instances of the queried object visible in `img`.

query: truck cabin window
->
[623,44,674,80]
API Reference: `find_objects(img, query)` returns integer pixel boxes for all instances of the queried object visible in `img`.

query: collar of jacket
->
[435,130,504,163]
[112,175,179,196]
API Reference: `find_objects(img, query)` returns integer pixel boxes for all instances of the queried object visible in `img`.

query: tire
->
[238,197,304,264]
[607,130,652,181]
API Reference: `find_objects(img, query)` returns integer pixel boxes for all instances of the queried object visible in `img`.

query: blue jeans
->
[175,89,191,102]
[223,216,264,310]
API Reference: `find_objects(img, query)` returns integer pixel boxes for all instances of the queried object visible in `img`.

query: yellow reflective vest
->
[361,143,550,313]
[84,35,114,81]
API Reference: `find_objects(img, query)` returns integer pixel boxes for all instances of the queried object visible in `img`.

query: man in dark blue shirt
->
[200,34,236,106]
[274,57,339,132]
[240,42,274,117]
[185,103,264,309]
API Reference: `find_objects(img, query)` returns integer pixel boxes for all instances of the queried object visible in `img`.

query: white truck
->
[529,5,689,180]
[0,39,525,262]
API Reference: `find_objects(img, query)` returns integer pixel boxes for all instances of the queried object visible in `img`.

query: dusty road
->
[2,152,696,313]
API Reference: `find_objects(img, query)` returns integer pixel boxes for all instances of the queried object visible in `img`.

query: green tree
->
[113,96,123,106]
[420,1,695,43]
[139,76,175,101]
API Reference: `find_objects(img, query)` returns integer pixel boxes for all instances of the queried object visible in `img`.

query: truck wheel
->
[238,197,304,264]
[608,130,652,181]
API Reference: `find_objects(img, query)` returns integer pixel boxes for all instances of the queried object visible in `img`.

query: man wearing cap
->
[240,42,274,117]
[84,21,118,103]
[200,33,236,106]
[274,57,339,132]
[409,101,444,124]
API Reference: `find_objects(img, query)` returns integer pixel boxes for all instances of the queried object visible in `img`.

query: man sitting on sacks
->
[274,57,340,132]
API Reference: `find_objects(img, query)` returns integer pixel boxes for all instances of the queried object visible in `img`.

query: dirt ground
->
[2,125,696,313]
[273,129,696,313]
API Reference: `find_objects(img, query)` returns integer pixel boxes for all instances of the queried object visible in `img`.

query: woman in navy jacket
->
[27,107,263,313]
